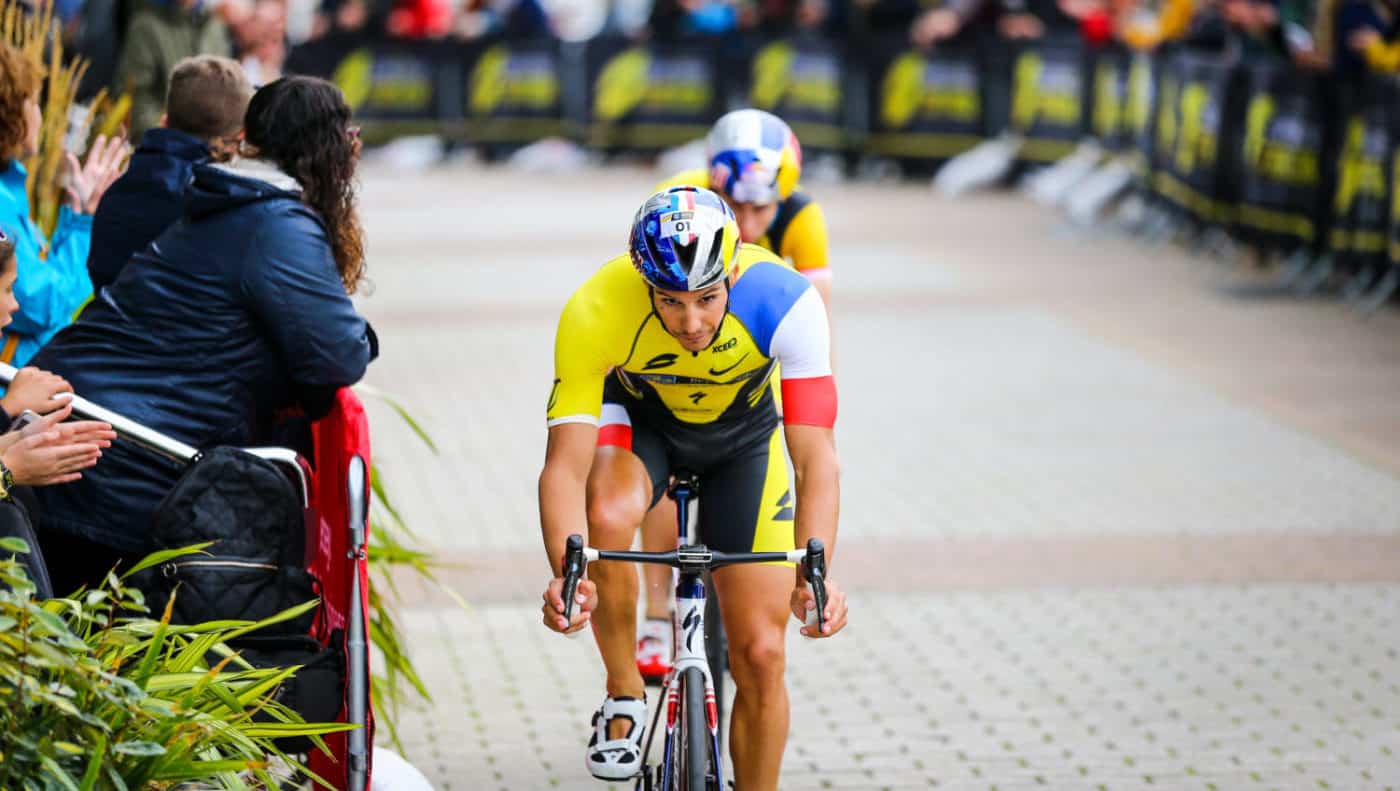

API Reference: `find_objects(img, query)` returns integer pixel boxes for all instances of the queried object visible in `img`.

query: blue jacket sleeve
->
[9,207,94,338]
[243,206,374,393]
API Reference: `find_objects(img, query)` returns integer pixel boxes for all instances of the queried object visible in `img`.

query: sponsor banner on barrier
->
[868,43,983,162]
[1005,39,1086,163]
[287,34,452,137]
[748,38,845,152]
[1329,79,1394,261]
[1155,52,1241,225]
[1090,48,1132,153]
[463,38,563,144]
[1233,65,1326,248]
[585,37,720,152]
[1125,52,1157,175]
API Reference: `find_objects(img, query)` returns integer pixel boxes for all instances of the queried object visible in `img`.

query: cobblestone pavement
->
[353,160,1400,790]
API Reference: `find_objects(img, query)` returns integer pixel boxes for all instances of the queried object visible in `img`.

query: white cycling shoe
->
[586,695,647,780]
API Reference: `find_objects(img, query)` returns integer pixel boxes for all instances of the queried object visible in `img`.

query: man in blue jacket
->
[88,55,253,292]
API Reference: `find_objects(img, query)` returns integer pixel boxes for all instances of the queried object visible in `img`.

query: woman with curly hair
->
[0,42,128,368]
[30,76,377,592]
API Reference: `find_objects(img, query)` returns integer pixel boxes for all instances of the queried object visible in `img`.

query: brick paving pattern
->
[355,160,1400,790]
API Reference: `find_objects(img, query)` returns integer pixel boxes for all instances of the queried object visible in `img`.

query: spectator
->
[0,43,128,369]
[1343,0,1400,72]
[115,0,233,139]
[88,55,252,293]
[0,228,117,599]
[229,0,290,83]
[1118,0,1202,51]
[31,76,377,594]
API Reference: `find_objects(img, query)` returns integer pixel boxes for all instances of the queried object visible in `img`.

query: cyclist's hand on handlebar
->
[542,576,596,635]
[791,577,848,638]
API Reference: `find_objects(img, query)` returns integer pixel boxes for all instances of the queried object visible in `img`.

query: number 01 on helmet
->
[629,186,742,293]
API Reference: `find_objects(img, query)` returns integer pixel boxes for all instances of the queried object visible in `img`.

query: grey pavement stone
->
[353,162,1400,789]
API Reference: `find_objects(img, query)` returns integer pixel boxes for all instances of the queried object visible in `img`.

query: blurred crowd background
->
[11,0,1400,309]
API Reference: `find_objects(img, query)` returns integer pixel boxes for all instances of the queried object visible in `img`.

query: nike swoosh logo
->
[709,353,749,377]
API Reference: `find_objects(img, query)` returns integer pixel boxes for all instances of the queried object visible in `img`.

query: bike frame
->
[559,484,827,791]
[656,476,721,790]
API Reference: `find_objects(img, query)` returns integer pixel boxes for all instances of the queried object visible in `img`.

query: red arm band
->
[781,376,837,428]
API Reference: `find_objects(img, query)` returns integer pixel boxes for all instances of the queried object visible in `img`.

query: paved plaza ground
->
[353,160,1400,790]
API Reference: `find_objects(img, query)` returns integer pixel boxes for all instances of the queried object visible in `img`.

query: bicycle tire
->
[682,666,710,791]
[703,584,727,742]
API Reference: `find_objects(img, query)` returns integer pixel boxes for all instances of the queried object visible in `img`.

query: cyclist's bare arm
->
[539,422,599,632]
[784,424,847,637]
[785,424,839,566]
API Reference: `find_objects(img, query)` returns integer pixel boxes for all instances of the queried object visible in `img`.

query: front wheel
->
[681,666,712,790]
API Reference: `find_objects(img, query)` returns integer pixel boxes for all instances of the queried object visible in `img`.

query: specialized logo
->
[547,378,561,411]
[688,392,707,405]
[772,489,794,521]
[708,352,749,377]
[644,353,679,370]
[682,606,703,653]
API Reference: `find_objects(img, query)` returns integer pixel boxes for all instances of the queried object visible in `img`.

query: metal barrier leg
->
[1358,266,1399,316]
[1293,254,1334,296]
[1278,249,1315,287]
[1341,263,1380,303]
[346,455,370,791]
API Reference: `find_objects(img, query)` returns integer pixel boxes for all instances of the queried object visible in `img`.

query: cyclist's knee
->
[585,494,647,547]
[730,635,786,691]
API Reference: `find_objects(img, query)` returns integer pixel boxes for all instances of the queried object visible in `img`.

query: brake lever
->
[561,534,586,624]
[803,538,828,636]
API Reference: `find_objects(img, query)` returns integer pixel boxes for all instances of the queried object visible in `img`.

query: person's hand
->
[63,134,129,215]
[541,575,597,634]
[998,12,1046,39]
[1349,27,1382,53]
[797,0,828,29]
[790,577,848,638]
[0,367,71,418]
[2,425,105,487]
[912,8,961,47]
[1291,47,1330,70]
[50,418,116,449]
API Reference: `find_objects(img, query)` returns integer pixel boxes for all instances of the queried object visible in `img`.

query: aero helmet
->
[705,109,802,206]
[629,186,742,292]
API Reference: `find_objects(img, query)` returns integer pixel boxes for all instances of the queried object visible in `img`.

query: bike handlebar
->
[559,534,829,635]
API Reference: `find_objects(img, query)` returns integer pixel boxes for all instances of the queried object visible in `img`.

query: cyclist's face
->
[653,284,727,351]
[722,196,779,243]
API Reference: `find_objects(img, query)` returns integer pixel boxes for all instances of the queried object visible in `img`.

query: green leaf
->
[78,733,105,791]
[240,722,358,738]
[120,543,215,579]
[111,741,165,757]
[39,755,82,791]
[0,536,31,553]
[354,382,439,453]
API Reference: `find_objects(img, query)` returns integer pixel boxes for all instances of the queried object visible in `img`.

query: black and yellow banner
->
[583,36,721,152]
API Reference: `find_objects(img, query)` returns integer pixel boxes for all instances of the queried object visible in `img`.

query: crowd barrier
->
[286,32,1400,302]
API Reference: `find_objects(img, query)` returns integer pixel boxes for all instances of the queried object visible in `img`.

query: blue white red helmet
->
[629,186,742,292]
[706,109,802,206]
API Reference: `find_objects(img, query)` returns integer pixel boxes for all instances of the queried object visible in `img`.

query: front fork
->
[655,575,723,790]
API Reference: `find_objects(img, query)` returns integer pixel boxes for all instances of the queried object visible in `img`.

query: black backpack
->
[140,447,344,748]
[142,446,318,635]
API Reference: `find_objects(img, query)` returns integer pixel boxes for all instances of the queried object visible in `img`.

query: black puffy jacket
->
[32,160,377,553]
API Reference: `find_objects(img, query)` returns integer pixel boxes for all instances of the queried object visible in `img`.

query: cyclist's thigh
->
[587,404,670,537]
[696,425,794,556]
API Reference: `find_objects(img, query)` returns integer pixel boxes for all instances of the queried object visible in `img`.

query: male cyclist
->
[657,109,831,307]
[539,186,848,790]
[639,109,835,680]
